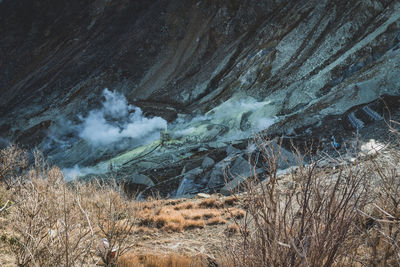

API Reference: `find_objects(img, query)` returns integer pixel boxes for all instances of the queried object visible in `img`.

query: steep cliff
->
[1,0,399,195]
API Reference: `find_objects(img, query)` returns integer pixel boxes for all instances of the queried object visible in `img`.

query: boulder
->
[201,156,215,169]
[176,167,203,196]
[129,174,155,187]
[208,154,253,190]
[195,193,211,199]
[184,167,203,179]
[207,168,224,189]
[228,156,251,178]
[226,145,241,156]
[220,168,263,196]
[263,140,297,169]
[207,160,228,189]
[176,177,197,196]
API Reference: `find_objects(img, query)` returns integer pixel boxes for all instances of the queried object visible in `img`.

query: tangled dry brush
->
[1,126,400,266]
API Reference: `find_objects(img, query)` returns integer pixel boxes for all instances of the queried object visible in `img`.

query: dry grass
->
[0,149,138,266]
[207,217,227,226]
[198,198,223,209]
[225,208,245,220]
[6,132,400,267]
[163,222,184,232]
[139,206,216,232]
[134,226,154,234]
[223,196,239,206]
[180,208,219,220]
[173,202,194,210]
[0,145,243,265]
[119,252,208,267]
[183,219,206,230]
[200,210,220,219]
[136,196,244,233]
[225,224,239,236]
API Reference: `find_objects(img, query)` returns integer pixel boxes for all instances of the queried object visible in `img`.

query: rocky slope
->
[0,0,399,196]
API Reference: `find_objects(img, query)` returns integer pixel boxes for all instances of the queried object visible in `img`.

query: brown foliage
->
[223,196,239,206]
[0,148,137,266]
[119,252,208,267]
[223,136,371,267]
[0,145,28,188]
[207,217,227,225]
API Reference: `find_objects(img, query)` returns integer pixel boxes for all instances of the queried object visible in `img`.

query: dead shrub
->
[0,145,28,189]
[0,185,11,215]
[226,208,245,220]
[223,196,239,206]
[0,146,137,266]
[225,224,239,236]
[8,166,96,266]
[88,181,137,266]
[224,136,370,267]
[355,143,400,265]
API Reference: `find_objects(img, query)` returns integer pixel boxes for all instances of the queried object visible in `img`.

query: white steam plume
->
[78,89,167,146]
[62,165,106,181]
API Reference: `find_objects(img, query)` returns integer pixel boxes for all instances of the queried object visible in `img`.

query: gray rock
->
[201,156,215,169]
[207,160,228,189]
[220,168,263,196]
[220,180,241,196]
[176,167,204,196]
[207,142,227,149]
[3,0,400,200]
[226,145,241,156]
[195,193,211,199]
[198,147,208,152]
[263,140,297,170]
[208,155,252,190]
[129,174,154,187]
[184,167,203,179]
[176,177,196,196]
[228,156,251,178]
[207,168,224,189]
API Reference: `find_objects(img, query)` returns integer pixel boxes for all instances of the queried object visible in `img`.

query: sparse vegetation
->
[173,202,194,210]
[223,196,239,206]
[1,128,400,266]
[198,198,223,209]
[0,145,28,188]
[222,133,400,267]
[118,252,209,267]
[225,224,239,236]
[139,204,229,232]
[207,217,227,226]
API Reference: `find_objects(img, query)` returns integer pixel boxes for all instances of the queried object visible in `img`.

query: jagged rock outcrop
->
[1,0,399,196]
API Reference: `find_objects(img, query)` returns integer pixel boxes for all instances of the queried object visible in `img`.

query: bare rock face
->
[0,0,399,195]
